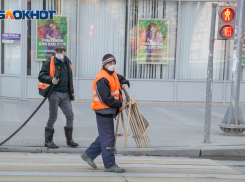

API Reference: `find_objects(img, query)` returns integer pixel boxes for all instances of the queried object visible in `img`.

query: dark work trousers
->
[85,113,116,168]
[46,91,74,130]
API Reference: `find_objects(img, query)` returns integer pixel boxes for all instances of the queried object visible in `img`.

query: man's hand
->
[52,78,59,85]
[72,93,75,100]
[120,100,128,110]
[122,84,129,93]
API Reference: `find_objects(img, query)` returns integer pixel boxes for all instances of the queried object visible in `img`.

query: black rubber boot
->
[64,127,79,147]
[44,127,59,148]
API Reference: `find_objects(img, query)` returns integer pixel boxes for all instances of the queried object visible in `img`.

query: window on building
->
[128,0,178,79]
[178,2,227,80]
[78,0,127,78]
[1,0,22,75]
[27,0,77,76]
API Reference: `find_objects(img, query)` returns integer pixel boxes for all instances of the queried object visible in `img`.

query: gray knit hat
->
[102,54,116,65]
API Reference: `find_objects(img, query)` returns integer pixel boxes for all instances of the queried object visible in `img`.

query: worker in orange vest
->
[81,54,129,173]
[38,43,78,149]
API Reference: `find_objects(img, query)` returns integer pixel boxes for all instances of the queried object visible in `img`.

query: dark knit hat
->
[102,54,116,66]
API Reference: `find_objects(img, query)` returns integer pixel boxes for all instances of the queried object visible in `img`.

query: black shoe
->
[81,152,97,169]
[44,127,59,148]
[104,165,126,173]
[64,127,79,147]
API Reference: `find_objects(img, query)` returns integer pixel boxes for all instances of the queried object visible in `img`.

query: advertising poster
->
[138,19,168,64]
[243,26,245,66]
[36,15,68,60]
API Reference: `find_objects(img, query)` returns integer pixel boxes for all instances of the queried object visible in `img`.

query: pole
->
[220,0,245,134]
[204,4,217,143]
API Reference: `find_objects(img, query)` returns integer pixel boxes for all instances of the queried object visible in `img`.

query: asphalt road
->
[0,152,244,182]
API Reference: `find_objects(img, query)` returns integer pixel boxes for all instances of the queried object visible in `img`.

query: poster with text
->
[138,19,168,64]
[36,15,68,60]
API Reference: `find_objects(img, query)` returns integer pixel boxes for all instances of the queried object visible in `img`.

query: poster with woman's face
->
[36,15,68,60]
[138,19,168,64]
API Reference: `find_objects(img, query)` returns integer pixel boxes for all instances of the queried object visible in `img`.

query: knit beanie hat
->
[102,54,116,66]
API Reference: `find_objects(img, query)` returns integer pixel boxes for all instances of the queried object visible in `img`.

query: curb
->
[200,146,245,157]
[117,147,201,157]
[5,98,245,107]
[1,146,245,157]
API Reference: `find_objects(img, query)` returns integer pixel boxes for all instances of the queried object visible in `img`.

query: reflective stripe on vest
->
[38,56,55,90]
[92,90,120,101]
[93,97,119,101]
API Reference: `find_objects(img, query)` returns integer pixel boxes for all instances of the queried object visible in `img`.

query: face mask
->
[56,54,64,60]
[108,65,116,71]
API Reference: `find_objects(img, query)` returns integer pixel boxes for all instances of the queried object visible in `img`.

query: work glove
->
[72,93,75,101]
[52,78,59,85]
[120,100,129,110]
[122,84,129,93]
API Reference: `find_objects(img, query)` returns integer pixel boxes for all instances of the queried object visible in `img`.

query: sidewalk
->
[0,99,245,157]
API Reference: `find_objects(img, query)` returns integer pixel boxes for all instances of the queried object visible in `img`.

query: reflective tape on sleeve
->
[111,90,120,95]
[93,98,100,101]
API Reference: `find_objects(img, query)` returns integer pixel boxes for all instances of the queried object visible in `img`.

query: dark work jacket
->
[95,66,130,117]
[38,56,74,100]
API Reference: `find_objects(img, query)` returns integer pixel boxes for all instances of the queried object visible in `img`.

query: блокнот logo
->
[0,10,56,20]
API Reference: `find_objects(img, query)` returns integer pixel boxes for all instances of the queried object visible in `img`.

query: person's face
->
[105,61,116,70]
[55,50,66,56]
[49,24,54,29]
[150,26,155,31]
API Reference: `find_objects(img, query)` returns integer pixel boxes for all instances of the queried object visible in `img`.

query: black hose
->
[0,67,61,146]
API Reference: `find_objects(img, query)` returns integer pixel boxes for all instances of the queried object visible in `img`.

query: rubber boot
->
[44,127,59,148]
[64,127,79,147]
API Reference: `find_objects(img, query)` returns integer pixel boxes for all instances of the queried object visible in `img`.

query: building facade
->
[0,0,243,102]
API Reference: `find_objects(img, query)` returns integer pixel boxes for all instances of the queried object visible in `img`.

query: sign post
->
[204,4,217,143]
[220,0,245,134]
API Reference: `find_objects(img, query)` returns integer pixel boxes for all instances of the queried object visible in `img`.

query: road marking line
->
[0,176,123,182]
[0,176,244,182]
[127,178,245,182]
[0,158,223,166]
[0,166,241,174]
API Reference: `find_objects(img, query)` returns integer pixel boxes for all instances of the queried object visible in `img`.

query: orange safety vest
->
[38,56,74,91]
[91,68,123,112]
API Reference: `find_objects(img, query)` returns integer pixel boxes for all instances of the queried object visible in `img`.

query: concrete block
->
[117,147,201,157]
[0,146,42,153]
[43,147,85,154]
[201,146,245,157]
